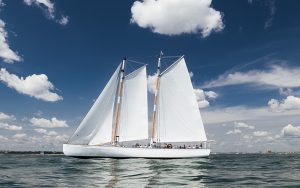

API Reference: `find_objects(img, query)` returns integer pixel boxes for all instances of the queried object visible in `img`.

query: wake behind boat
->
[63,54,210,158]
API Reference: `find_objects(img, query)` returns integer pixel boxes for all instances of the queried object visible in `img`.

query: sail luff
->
[112,59,126,144]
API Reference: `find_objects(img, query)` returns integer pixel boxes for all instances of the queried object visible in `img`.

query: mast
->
[150,51,163,145]
[112,58,126,145]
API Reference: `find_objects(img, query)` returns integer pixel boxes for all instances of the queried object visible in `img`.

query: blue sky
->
[1,0,300,152]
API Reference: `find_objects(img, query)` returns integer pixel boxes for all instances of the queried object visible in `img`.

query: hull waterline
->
[63,144,210,159]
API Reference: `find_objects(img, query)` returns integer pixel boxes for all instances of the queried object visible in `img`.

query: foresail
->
[68,65,120,145]
[155,57,207,143]
[118,66,148,142]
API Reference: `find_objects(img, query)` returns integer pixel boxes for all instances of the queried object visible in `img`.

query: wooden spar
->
[112,59,126,145]
[150,52,163,145]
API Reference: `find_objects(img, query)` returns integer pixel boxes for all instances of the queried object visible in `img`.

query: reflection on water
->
[1,154,300,187]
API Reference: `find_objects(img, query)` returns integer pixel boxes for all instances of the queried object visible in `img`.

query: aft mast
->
[112,58,126,145]
[150,51,163,145]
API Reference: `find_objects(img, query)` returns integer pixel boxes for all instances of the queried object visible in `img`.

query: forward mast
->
[112,58,126,145]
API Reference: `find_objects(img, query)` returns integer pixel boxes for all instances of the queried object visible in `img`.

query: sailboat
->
[63,54,210,158]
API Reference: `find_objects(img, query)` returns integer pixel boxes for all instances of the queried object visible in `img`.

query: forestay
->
[68,65,120,145]
[118,66,148,142]
[155,57,207,143]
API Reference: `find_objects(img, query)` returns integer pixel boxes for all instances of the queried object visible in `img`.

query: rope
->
[127,59,148,65]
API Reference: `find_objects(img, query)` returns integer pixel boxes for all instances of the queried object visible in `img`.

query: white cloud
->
[205,90,218,99]
[0,123,22,131]
[203,65,300,89]
[281,124,300,137]
[279,88,292,96]
[23,0,69,26]
[194,89,218,108]
[0,112,15,121]
[12,133,26,139]
[30,117,68,128]
[147,73,157,94]
[253,131,269,137]
[0,135,8,141]
[24,0,55,17]
[34,128,58,136]
[0,19,22,63]
[34,128,47,134]
[202,105,300,124]
[189,71,194,78]
[226,129,242,135]
[130,0,224,37]
[268,96,300,112]
[0,68,62,102]
[234,122,255,129]
[58,15,69,26]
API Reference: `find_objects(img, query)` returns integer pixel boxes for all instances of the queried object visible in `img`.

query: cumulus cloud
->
[281,124,300,137]
[0,68,62,102]
[204,90,218,99]
[0,123,22,131]
[253,131,269,137]
[0,19,22,63]
[58,15,69,26]
[202,105,300,124]
[30,117,68,128]
[34,128,68,144]
[279,88,293,96]
[226,129,242,135]
[12,133,26,139]
[268,96,300,112]
[23,0,69,25]
[203,65,300,89]
[0,135,8,141]
[234,122,255,129]
[147,73,157,94]
[0,112,15,121]
[194,89,217,108]
[130,0,224,37]
[34,128,58,136]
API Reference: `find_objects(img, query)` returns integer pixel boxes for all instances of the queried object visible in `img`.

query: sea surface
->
[1,153,300,187]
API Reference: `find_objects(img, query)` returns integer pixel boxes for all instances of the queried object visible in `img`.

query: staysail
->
[118,66,148,142]
[68,64,120,145]
[154,57,207,143]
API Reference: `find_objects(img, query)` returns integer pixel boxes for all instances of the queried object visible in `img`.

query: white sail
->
[155,57,207,143]
[69,65,120,145]
[118,66,148,142]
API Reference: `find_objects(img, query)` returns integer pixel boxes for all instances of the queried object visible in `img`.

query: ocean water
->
[1,154,300,187]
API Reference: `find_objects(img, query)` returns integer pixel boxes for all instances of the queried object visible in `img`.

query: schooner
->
[63,54,210,158]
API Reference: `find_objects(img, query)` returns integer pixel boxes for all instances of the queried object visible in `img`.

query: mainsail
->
[69,65,120,145]
[118,66,148,142]
[154,57,207,143]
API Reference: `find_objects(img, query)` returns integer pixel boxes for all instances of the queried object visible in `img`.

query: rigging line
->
[127,55,157,59]
[127,59,148,65]
[161,55,182,59]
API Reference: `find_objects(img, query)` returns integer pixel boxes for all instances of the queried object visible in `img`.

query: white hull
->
[63,144,210,159]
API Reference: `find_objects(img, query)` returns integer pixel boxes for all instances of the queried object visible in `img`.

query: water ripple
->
[1,154,300,187]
